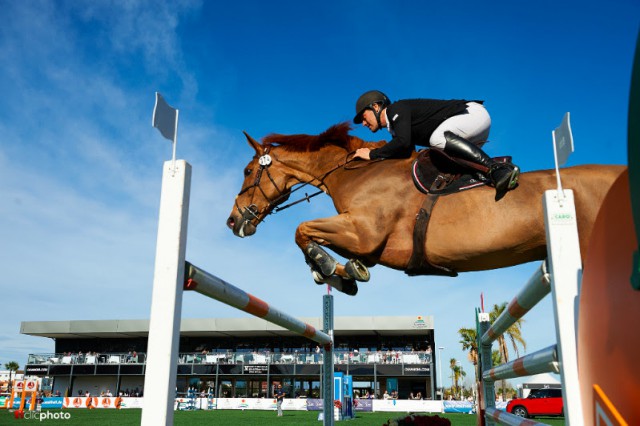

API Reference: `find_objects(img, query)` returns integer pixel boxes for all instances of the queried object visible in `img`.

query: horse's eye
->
[244,168,252,177]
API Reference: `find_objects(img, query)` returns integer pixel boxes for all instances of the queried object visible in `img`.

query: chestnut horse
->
[227,123,625,295]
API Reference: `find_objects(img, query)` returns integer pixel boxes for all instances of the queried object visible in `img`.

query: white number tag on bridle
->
[258,154,272,166]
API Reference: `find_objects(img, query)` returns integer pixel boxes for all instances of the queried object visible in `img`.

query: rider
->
[352,90,520,201]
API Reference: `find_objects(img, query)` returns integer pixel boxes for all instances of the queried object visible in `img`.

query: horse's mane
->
[262,122,362,152]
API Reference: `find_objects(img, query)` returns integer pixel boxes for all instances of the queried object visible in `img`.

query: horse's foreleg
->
[295,215,381,282]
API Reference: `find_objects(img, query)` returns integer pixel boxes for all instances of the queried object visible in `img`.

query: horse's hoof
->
[311,270,325,285]
[345,259,370,282]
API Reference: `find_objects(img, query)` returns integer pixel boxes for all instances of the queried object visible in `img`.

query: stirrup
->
[491,164,520,201]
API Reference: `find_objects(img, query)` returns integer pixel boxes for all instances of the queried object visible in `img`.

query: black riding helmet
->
[353,90,391,125]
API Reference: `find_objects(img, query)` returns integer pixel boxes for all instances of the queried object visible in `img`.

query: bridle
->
[233,146,359,228]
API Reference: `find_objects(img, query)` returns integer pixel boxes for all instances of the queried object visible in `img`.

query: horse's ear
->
[243,131,262,154]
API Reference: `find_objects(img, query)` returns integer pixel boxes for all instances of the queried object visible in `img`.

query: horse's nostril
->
[226,217,235,229]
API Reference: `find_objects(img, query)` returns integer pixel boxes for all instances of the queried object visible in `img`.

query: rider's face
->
[361,108,380,132]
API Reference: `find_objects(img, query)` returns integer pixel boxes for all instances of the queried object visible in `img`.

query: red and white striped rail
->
[184,261,331,347]
[485,407,549,426]
[482,345,559,382]
[481,262,550,345]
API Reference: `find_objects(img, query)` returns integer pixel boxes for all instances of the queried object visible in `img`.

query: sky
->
[0,0,638,392]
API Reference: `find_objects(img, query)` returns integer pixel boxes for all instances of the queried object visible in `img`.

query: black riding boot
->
[443,131,520,201]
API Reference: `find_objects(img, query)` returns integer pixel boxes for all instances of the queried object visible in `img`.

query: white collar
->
[384,109,393,133]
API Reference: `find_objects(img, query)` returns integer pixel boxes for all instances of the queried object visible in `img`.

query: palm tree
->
[448,358,457,396]
[4,361,20,392]
[448,358,466,399]
[489,302,526,399]
[455,364,466,399]
[458,327,478,380]
[491,349,502,367]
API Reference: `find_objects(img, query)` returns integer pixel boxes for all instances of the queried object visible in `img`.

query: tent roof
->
[523,372,561,384]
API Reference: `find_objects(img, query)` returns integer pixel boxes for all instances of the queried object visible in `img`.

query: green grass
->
[0,409,566,425]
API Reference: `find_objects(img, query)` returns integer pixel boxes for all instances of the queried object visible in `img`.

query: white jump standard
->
[141,160,336,426]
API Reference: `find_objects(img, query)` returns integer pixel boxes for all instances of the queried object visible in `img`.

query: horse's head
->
[227,123,364,237]
[226,131,294,238]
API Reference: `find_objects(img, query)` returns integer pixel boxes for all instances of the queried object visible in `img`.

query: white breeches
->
[429,102,491,149]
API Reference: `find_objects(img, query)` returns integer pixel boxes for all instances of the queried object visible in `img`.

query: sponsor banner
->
[443,400,473,413]
[25,380,38,392]
[306,398,322,410]
[42,397,64,409]
[354,399,373,412]
[306,398,373,412]
[63,396,122,409]
[372,399,443,413]
[25,366,48,375]
[212,397,306,410]
[174,397,215,410]
[243,365,268,374]
[119,397,144,409]
[404,366,430,375]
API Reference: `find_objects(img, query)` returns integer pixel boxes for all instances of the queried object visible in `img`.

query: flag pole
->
[172,109,179,175]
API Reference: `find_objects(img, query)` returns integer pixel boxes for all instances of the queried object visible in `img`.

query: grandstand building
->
[20,315,438,399]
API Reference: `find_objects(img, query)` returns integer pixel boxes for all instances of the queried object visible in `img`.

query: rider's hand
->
[353,148,371,160]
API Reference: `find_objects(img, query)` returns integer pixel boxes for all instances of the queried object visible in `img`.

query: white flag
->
[552,112,574,167]
[152,92,178,142]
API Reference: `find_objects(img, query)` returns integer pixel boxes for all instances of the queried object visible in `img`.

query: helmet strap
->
[372,103,384,131]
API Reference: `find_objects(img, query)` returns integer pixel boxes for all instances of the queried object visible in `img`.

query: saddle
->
[406,148,512,277]
[411,148,512,195]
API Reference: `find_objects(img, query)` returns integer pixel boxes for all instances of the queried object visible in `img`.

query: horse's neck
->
[326,157,415,209]
[283,146,351,185]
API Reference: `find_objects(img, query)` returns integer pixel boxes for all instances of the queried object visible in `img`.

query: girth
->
[405,194,458,277]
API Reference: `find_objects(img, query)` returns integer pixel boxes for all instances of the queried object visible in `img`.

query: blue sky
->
[1,0,637,392]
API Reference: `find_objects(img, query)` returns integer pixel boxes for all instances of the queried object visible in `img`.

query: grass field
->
[0,409,566,425]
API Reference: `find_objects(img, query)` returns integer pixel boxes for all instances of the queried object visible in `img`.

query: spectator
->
[275,384,285,417]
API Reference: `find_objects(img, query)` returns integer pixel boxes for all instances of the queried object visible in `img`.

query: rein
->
[272,151,375,213]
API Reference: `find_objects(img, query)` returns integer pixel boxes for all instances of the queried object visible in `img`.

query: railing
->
[28,350,431,366]
[27,352,146,365]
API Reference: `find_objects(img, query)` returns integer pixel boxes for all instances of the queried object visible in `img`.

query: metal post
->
[477,312,494,426]
[322,294,334,426]
[437,347,444,399]
[429,354,435,399]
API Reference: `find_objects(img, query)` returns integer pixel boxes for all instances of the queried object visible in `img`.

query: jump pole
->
[142,160,335,425]
[184,263,332,346]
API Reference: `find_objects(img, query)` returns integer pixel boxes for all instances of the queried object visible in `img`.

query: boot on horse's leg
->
[309,269,358,296]
[443,131,520,201]
[305,241,337,277]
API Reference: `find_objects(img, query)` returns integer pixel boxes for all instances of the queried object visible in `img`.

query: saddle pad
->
[411,149,489,195]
